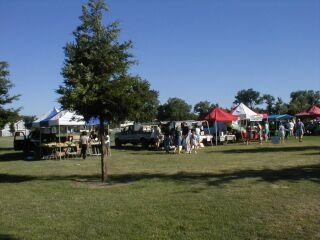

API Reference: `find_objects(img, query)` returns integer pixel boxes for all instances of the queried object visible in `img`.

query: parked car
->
[114,124,155,148]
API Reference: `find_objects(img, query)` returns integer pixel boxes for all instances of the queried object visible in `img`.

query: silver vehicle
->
[114,123,155,148]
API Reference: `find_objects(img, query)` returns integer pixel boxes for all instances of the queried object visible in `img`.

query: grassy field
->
[0,136,319,240]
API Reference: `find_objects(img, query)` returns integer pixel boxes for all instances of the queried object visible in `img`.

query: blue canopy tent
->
[265,114,294,120]
[85,117,111,156]
[264,114,294,137]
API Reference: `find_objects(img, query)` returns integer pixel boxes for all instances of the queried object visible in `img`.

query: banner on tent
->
[249,115,263,121]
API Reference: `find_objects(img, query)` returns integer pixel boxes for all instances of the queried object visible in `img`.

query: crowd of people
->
[241,118,305,144]
[150,122,205,154]
[278,118,305,143]
[149,118,307,153]
[79,130,111,159]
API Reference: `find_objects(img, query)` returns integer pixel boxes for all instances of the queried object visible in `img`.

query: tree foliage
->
[0,61,20,129]
[23,115,36,130]
[193,101,218,118]
[233,88,263,109]
[57,0,158,181]
[262,94,276,114]
[157,98,194,121]
[274,97,289,114]
[288,90,320,114]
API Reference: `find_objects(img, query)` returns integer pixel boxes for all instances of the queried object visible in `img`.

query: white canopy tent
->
[48,110,85,127]
[232,103,263,121]
[32,107,60,128]
[47,110,85,160]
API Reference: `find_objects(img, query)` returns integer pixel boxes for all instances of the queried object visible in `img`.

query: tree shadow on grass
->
[0,152,40,162]
[0,152,26,162]
[213,146,320,154]
[0,234,19,240]
[0,147,14,151]
[0,174,36,183]
[1,164,319,186]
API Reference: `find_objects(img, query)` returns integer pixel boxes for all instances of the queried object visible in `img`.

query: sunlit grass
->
[0,136,319,240]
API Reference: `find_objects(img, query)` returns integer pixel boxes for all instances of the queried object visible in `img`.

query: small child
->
[163,133,173,153]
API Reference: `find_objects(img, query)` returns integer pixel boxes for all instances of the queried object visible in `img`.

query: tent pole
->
[59,124,61,160]
[215,121,218,146]
[39,128,42,159]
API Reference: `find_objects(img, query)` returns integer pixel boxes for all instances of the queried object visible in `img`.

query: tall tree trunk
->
[99,119,108,182]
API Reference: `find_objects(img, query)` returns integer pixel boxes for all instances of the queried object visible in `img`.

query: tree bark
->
[99,120,108,182]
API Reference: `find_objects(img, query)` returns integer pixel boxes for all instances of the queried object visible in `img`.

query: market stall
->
[47,110,85,159]
[202,107,238,145]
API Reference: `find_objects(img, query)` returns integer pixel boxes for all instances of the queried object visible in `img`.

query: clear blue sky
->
[1,0,319,116]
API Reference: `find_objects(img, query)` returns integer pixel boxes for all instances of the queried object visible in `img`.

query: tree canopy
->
[193,101,218,119]
[0,61,20,128]
[157,97,195,121]
[233,88,263,109]
[288,90,320,114]
[57,0,158,181]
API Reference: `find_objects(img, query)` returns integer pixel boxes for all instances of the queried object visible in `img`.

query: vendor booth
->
[264,114,294,137]
[202,107,238,145]
[32,110,85,159]
[32,107,60,128]
[232,103,264,141]
[232,103,263,122]
[296,105,320,118]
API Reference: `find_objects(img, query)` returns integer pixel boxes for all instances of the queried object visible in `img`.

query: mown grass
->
[0,136,319,240]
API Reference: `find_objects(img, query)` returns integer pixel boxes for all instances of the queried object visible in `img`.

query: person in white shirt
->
[278,123,285,143]
[288,120,294,136]
[80,131,90,159]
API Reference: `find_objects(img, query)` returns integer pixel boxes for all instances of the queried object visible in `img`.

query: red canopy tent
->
[296,105,320,118]
[203,107,238,121]
[202,108,238,145]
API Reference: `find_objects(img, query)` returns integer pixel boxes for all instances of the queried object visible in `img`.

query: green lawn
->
[0,136,319,240]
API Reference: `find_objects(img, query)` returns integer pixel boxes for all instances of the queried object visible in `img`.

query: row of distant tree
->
[156,89,320,121]
[1,58,319,129]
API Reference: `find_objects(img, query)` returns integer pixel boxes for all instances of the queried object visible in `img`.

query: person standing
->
[80,131,90,159]
[296,119,305,142]
[106,131,111,156]
[190,130,198,154]
[175,130,182,154]
[278,122,286,143]
[288,120,294,137]
[263,121,269,142]
[257,122,263,144]
[163,132,173,153]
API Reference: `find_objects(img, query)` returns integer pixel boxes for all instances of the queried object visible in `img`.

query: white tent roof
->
[32,107,60,128]
[48,110,85,126]
[232,103,263,121]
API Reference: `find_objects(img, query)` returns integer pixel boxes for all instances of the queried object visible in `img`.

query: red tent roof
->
[308,105,320,116]
[296,105,320,117]
[203,107,238,122]
[295,111,310,117]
